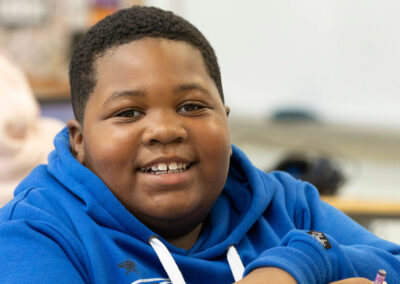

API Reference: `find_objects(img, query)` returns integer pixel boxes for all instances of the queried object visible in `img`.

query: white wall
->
[148,0,400,128]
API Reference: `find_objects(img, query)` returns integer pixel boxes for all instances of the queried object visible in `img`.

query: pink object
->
[373,269,387,284]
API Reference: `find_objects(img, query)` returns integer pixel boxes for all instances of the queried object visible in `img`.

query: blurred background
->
[1,0,400,241]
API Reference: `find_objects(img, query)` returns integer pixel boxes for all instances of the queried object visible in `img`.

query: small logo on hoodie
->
[307,231,332,249]
[118,259,138,274]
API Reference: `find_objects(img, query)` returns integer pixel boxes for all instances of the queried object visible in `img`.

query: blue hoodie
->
[0,128,399,284]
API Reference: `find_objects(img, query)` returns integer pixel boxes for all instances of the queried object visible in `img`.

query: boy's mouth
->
[139,162,192,175]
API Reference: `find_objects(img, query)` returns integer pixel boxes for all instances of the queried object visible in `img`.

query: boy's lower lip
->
[137,164,195,187]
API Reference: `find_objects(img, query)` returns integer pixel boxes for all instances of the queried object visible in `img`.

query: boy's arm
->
[237,267,297,284]
[0,219,87,283]
[244,173,400,283]
[237,268,373,284]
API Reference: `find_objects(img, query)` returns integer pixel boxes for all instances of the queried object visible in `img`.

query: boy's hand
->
[330,278,383,284]
[235,267,297,284]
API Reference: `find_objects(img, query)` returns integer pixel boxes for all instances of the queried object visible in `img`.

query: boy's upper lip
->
[139,156,194,169]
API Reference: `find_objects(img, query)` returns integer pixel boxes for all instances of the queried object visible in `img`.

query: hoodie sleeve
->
[0,219,88,284]
[243,173,400,284]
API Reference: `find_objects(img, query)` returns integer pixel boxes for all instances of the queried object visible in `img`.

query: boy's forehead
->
[98,38,203,65]
[92,38,215,91]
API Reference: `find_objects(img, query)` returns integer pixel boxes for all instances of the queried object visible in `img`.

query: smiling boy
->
[0,6,399,284]
[68,38,231,247]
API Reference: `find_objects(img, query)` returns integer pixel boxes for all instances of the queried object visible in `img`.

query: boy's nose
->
[141,114,188,146]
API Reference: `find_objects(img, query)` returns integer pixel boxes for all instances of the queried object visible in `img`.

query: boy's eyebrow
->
[103,90,146,106]
[104,83,210,106]
[173,83,210,95]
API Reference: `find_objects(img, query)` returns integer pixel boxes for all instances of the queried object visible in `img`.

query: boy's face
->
[68,38,231,238]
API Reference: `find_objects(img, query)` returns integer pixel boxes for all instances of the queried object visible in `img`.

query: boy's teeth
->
[158,163,168,171]
[169,162,177,170]
[141,162,190,173]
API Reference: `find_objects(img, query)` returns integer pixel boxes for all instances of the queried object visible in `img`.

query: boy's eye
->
[115,109,143,118]
[178,103,206,114]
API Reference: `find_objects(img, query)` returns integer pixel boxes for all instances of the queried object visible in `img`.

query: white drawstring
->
[227,245,245,282]
[149,237,186,284]
[132,278,171,284]
[148,236,245,283]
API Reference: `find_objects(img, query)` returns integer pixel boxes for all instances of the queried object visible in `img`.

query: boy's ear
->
[225,106,230,116]
[224,106,232,157]
[67,119,85,165]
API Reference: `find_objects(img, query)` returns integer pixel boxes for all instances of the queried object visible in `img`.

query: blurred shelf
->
[229,116,400,162]
[28,76,70,100]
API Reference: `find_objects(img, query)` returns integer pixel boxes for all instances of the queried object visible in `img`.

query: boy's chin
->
[151,221,201,241]
[141,209,208,241]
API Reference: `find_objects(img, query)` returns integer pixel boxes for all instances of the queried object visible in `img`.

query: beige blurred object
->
[0,51,64,206]
[0,0,79,99]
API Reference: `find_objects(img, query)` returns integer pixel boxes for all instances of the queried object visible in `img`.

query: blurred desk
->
[321,196,400,228]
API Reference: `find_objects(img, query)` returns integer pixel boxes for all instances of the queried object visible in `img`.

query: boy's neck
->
[166,223,203,250]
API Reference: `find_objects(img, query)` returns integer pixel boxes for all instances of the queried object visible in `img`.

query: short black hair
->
[69,5,224,123]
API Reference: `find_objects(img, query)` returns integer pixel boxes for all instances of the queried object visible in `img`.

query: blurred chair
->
[272,152,345,196]
[0,50,64,206]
